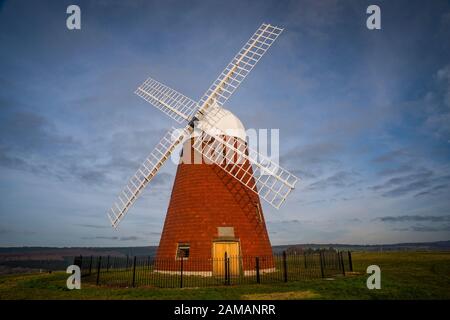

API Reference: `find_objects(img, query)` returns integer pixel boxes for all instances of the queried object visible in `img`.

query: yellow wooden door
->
[213,242,240,276]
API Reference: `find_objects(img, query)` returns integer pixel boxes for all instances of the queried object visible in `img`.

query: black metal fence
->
[73,250,353,288]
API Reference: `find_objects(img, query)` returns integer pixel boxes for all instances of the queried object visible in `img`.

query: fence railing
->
[73,250,353,288]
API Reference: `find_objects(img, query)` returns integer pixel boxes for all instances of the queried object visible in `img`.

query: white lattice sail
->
[135,77,199,123]
[108,23,297,229]
[198,23,283,114]
[108,126,191,228]
[192,126,298,209]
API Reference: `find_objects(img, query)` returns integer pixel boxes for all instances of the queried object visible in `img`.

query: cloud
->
[370,170,433,191]
[394,224,450,232]
[307,170,360,191]
[376,215,450,223]
[421,64,450,140]
[0,108,170,187]
[373,149,412,163]
[75,224,109,229]
[285,142,342,165]
[283,142,342,180]
[367,168,450,198]
[0,111,77,153]
[414,184,449,198]
[411,224,450,232]
[381,180,432,198]
[0,148,28,170]
[377,164,414,177]
[0,227,12,235]
[63,164,109,185]
[149,172,173,186]
[81,236,142,241]
[0,226,36,235]
[119,236,140,241]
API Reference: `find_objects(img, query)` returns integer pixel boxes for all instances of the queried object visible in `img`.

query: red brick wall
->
[156,139,273,264]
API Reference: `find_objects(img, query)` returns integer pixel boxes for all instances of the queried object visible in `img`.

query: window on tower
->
[176,243,190,259]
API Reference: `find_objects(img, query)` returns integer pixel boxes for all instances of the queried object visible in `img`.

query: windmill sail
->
[192,125,298,209]
[135,77,199,123]
[197,23,283,115]
[107,23,297,229]
[108,126,191,228]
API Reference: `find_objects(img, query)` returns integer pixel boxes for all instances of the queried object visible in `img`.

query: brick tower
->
[155,109,274,274]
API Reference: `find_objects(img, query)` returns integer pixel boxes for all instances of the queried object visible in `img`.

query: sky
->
[0,0,449,247]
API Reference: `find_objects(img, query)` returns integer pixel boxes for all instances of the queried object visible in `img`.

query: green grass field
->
[0,251,449,300]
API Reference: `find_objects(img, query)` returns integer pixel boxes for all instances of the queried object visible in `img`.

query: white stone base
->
[153,267,277,277]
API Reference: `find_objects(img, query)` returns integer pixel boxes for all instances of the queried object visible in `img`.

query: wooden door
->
[212,241,240,276]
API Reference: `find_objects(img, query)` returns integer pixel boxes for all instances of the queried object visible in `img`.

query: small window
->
[176,243,190,259]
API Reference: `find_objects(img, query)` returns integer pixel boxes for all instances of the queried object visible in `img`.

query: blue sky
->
[0,0,449,247]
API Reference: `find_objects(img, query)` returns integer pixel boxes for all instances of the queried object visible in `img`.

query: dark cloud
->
[410,224,450,232]
[119,236,140,241]
[0,110,87,182]
[377,164,414,177]
[81,236,142,241]
[81,236,118,240]
[414,184,449,198]
[394,224,450,232]
[0,108,169,187]
[370,170,433,192]
[376,215,450,223]
[307,170,360,191]
[285,142,341,166]
[0,147,28,170]
[367,169,450,198]
[0,226,36,235]
[283,142,342,180]
[382,179,433,198]
[422,65,450,140]
[0,111,77,152]
[68,165,110,186]
[0,227,12,235]
[373,149,412,163]
[75,224,109,229]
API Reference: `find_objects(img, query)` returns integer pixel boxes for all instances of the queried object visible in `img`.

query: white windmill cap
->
[194,108,247,141]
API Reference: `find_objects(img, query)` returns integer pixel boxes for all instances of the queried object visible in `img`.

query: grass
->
[0,251,449,300]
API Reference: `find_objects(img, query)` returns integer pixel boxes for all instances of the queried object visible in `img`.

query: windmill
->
[107,23,298,274]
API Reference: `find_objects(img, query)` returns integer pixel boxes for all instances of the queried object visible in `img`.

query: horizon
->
[1,0,450,247]
[1,239,449,249]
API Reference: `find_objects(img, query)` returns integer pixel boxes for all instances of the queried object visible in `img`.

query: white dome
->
[195,108,246,141]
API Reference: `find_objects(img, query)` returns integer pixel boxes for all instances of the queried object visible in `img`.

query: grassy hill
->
[0,251,449,299]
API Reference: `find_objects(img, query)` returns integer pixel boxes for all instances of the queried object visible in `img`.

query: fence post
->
[126,255,129,270]
[224,252,228,285]
[319,252,325,278]
[106,255,110,272]
[282,251,288,282]
[96,256,102,285]
[78,255,83,275]
[304,252,307,269]
[348,251,353,272]
[132,256,137,287]
[180,255,184,288]
[88,255,93,276]
[340,252,345,276]
[255,257,260,284]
